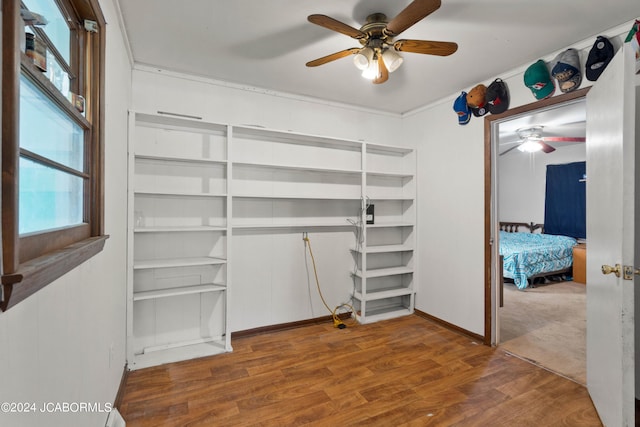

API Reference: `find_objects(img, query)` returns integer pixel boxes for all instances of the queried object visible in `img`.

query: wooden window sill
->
[1,235,109,311]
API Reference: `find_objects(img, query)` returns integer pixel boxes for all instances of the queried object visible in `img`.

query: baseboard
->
[231,312,352,339]
[105,408,126,427]
[113,363,129,410]
[413,309,486,344]
[231,311,484,343]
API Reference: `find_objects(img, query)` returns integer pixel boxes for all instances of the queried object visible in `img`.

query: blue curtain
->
[544,161,586,239]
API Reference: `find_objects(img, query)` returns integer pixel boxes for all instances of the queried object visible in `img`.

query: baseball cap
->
[486,79,509,114]
[551,48,582,93]
[453,91,471,125]
[586,36,614,81]
[524,60,555,100]
[466,84,488,117]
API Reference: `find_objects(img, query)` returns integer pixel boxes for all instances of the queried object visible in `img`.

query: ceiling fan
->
[499,126,586,156]
[305,0,458,84]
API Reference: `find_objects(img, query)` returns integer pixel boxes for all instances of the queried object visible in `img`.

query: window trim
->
[1,0,107,311]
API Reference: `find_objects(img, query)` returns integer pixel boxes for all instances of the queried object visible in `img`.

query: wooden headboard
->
[499,221,544,233]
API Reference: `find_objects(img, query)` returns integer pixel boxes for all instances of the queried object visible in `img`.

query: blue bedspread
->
[499,231,577,289]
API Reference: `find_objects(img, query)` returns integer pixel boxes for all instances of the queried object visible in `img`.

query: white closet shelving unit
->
[126,112,232,370]
[351,143,416,324]
[127,115,416,368]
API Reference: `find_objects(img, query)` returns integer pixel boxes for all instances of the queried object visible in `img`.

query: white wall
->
[405,21,634,336]
[133,66,405,146]
[499,144,586,225]
[132,68,403,331]
[0,1,132,426]
[403,97,487,334]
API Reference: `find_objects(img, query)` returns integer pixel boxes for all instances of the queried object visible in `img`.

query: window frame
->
[1,0,107,311]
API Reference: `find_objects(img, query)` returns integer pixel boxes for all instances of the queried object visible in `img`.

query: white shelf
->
[232,193,361,200]
[351,244,413,254]
[366,196,415,201]
[233,160,361,175]
[366,143,413,155]
[367,170,414,178]
[232,125,363,150]
[133,256,227,270]
[131,339,229,370]
[357,141,416,324]
[128,111,232,371]
[135,191,227,198]
[134,225,227,233]
[354,266,413,279]
[355,306,414,324]
[133,283,226,301]
[232,221,355,229]
[135,154,227,166]
[353,287,413,301]
[136,112,227,133]
[366,222,414,228]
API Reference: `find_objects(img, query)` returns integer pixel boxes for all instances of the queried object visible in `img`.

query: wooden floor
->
[118,315,602,426]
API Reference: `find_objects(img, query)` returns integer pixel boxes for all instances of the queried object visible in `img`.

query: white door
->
[585,43,637,426]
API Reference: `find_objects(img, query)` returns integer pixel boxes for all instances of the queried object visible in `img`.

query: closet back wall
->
[132,67,405,331]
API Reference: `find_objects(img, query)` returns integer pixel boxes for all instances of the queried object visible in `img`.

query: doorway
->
[484,88,590,383]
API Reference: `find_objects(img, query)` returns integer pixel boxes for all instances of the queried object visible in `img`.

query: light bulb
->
[517,139,543,153]
[361,58,380,80]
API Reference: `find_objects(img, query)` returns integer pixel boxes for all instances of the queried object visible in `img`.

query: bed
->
[499,222,577,290]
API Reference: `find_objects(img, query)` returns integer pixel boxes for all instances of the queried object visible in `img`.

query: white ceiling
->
[117,0,638,114]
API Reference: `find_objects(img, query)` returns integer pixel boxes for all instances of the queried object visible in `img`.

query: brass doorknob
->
[602,264,621,277]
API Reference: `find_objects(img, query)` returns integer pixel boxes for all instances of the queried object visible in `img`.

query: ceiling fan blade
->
[499,145,521,156]
[541,136,586,142]
[373,56,388,84]
[306,48,360,67]
[386,0,441,37]
[308,14,366,39]
[393,39,458,56]
[540,141,556,153]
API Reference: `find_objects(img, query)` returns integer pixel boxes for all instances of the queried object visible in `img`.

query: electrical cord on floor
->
[303,233,355,329]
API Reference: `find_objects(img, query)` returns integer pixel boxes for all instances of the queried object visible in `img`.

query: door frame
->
[483,87,591,344]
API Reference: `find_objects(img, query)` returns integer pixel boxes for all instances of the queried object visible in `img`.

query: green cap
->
[524,60,555,100]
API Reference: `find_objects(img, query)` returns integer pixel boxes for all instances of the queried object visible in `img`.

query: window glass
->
[20,75,84,171]
[45,50,70,96]
[22,0,71,64]
[19,157,84,235]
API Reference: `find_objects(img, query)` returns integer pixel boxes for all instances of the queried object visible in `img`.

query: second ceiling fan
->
[500,126,586,156]
[306,0,457,84]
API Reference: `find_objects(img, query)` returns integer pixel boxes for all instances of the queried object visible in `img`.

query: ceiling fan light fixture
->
[353,47,374,70]
[361,55,380,80]
[517,139,543,153]
[382,48,403,72]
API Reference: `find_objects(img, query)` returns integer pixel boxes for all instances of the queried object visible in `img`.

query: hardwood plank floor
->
[118,315,602,426]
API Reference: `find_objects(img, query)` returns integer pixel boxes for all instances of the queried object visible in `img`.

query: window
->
[1,0,107,311]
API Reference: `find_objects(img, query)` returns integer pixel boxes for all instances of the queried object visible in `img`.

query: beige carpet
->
[499,280,586,385]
